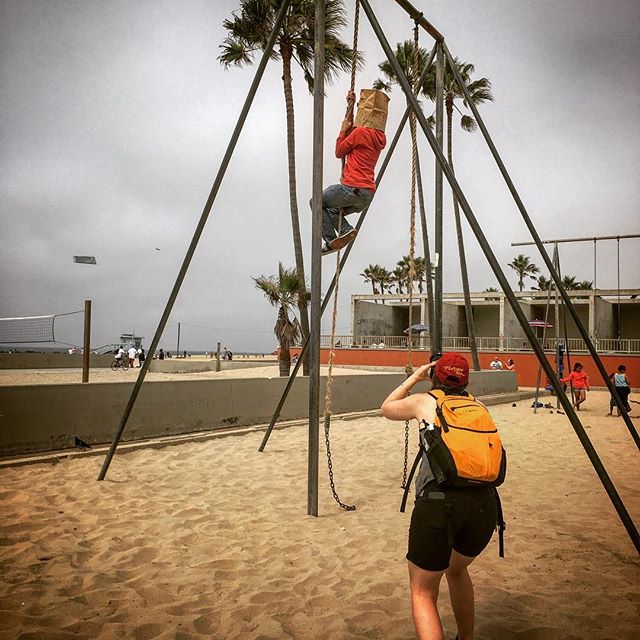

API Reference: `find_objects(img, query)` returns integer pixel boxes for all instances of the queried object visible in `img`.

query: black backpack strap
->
[493,487,506,558]
[400,447,423,513]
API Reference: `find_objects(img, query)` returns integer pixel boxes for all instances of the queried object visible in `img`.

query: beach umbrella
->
[528,319,553,328]
[404,323,429,334]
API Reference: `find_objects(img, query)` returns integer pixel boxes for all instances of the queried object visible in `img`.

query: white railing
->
[312,335,640,354]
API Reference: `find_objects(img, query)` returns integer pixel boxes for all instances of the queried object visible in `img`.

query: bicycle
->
[111,357,129,371]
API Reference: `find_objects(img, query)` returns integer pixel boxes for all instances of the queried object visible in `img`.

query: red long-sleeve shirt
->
[335,126,386,191]
[561,370,590,390]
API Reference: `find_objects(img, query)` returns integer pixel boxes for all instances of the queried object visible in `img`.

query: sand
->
[0,391,638,639]
[0,364,379,386]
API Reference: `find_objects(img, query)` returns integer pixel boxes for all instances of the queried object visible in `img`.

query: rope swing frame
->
[96,0,639,555]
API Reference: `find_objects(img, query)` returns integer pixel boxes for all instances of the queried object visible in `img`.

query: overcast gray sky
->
[1,0,639,352]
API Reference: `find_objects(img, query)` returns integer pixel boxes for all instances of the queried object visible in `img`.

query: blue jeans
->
[310,184,374,244]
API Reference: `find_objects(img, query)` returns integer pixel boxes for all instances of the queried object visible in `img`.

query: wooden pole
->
[176,322,181,357]
[216,341,221,372]
[82,299,91,383]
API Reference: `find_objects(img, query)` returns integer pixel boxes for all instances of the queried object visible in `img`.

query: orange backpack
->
[400,389,507,556]
[424,389,507,487]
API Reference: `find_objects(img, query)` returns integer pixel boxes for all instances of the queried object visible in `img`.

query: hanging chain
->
[322,209,356,512]
[401,421,410,489]
[322,0,360,511]
[324,415,356,511]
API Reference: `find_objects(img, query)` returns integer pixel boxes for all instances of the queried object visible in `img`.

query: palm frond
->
[460,114,477,132]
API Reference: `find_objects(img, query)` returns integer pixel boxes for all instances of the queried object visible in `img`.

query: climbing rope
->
[322,0,361,512]
[400,22,421,490]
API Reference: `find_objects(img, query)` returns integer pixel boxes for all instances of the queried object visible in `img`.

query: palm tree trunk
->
[447,100,480,371]
[281,46,310,375]
[277,307,291,377]
[415,151,435,339]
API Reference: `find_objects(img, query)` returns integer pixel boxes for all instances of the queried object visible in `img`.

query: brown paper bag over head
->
[354,89,390,132]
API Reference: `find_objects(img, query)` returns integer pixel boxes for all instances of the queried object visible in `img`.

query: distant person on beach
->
[381,353,502,640]
[127,346,137,368]
[562,362,590,410]
[158,349,165,360]
[608,365,631,416]
[504,358,515,371]
[223,347,230,360]
[490,356,503,370]
[138,348,145,367]
[115,346,125,361]
[312,90,388,256]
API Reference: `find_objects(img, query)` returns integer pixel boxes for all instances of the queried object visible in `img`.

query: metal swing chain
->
[401,22,421,490]
[321,0,361,513]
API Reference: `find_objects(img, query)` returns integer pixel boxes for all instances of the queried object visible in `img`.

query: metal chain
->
[324,415,356,511]
[322,1,361,512]
[400,420,410,489]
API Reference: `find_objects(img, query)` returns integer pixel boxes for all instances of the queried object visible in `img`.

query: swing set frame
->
[96,0,640,555]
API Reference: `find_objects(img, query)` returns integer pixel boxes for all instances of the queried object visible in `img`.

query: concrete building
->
[350,289,640,352]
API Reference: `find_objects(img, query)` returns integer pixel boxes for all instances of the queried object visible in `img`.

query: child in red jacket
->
[561,362,590,410]
[313,90,388,255]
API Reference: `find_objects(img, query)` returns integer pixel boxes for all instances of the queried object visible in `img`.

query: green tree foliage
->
[253,263,309,377]
[220,0,358,373]
[508,254,540,292]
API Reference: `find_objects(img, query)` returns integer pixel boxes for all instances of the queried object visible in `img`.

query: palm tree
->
[379,49,491,370]
[220,1,357,374]
[561,275,578,290]
[576,280,593,290]
[441,57,492,371]
[377,267,394,295]
[534,275,552,291]
[508,254,540,292]
[413,256,426,293]
[360,264,381,296]
[374,40,435,331]
[392,265,407,294]
[484,287,499,301]
[254,263,309,377]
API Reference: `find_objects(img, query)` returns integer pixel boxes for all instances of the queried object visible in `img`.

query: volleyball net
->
[0,310,83,344]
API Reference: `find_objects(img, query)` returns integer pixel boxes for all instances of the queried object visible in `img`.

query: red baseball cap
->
[433,352,469,387]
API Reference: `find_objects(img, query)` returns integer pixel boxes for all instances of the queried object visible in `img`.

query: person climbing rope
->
[381,353,505,640]
[312,89,389,255]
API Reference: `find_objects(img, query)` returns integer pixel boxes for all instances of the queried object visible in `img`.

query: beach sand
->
[0,364,378,386]
[0,390,638,639]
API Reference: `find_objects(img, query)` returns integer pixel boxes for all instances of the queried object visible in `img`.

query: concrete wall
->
[618,304,640,339]
[0,370,517,456]
[594,297,615,338]
[353,301,417,337]
[474,305,500,337]
[0,353,113,370]
[354,300,396,336]
[148,360,274,374]
[442,303,464,337]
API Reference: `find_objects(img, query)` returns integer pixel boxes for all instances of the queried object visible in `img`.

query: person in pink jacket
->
[561,362,590,410]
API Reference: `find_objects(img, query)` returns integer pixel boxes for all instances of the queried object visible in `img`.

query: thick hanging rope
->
[401,22,421,490]
[405,21,419,378]
[322,0,361,512]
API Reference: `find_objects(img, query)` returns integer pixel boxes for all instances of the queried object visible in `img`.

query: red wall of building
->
[289,348,640,389]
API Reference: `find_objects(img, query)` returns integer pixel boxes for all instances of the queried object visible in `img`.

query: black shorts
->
[407,486,497,571]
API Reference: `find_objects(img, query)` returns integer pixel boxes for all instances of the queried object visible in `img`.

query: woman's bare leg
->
[408,560,446,640]
[445,550,476,640]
